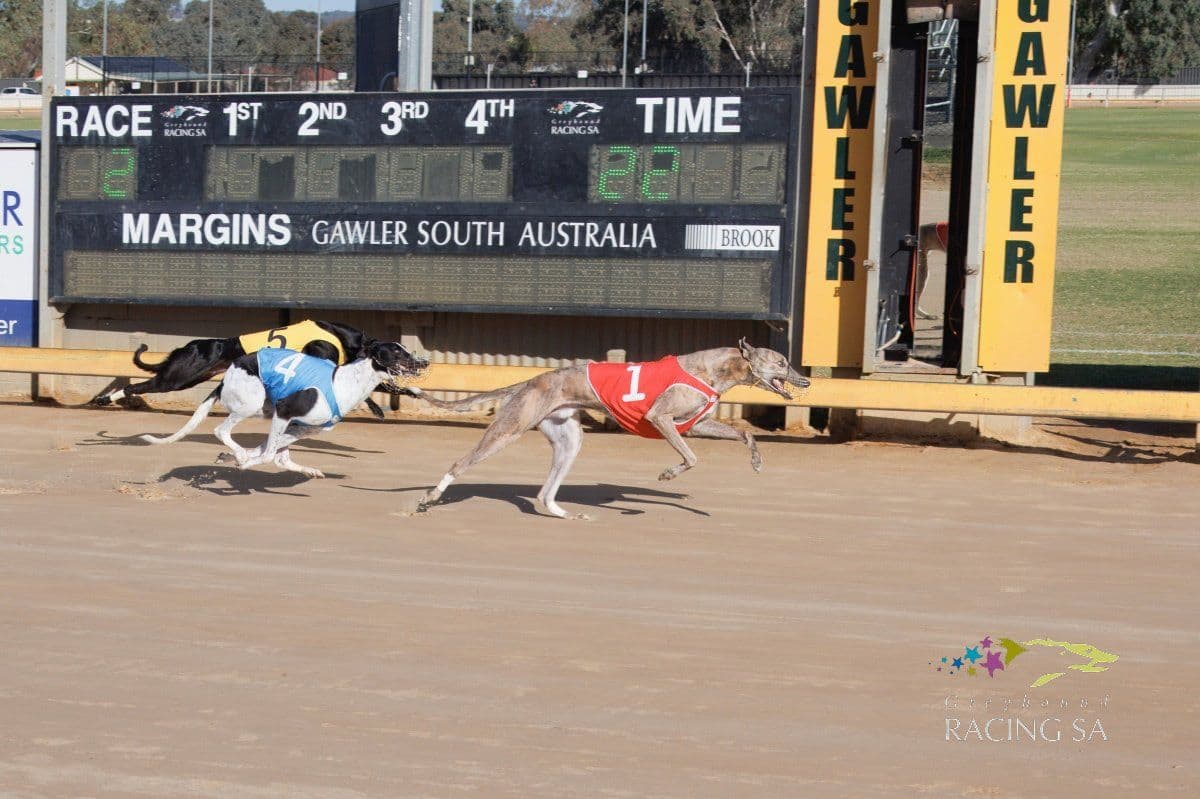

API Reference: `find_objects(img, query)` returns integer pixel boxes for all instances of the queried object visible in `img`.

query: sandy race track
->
[1,402,1197,798]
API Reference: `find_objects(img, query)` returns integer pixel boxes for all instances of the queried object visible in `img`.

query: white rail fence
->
[1070,84,1200,103]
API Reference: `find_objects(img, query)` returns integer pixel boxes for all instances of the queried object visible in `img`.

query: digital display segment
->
[58,146,138,200]
[588,143,785,205]
[206,145,512,202]
[62,250,774,314]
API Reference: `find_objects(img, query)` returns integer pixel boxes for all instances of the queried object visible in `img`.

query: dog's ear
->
[738,337,755,361]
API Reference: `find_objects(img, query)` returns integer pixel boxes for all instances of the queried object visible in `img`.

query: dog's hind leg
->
[213,409,259,464]
[688,418,763,473]
[140,386,222,444]
[535,410,584,519]
[418,387,547,510]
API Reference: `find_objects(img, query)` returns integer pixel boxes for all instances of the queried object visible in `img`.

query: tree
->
[1073,0,1200,82]
[434,0,526,67]
[700,0,803,69]
[320,17,355,71]
[0,0,41,77]
[575,0,802,72]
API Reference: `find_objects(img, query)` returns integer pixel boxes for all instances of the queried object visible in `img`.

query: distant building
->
[63,56,208,94]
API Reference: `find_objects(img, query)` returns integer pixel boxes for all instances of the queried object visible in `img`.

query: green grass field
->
[1054,107,1200,369]
[0,114,41,130]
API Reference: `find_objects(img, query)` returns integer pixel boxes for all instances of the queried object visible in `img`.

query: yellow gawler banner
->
[802,0,879,368]
[978,0,1069,372]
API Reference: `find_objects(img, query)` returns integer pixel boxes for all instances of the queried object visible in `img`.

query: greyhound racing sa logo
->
[160,104,209,137]
[931,634,1118,688]
[548,100,603,135]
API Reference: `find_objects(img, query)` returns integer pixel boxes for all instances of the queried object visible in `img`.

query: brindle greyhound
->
[406,339,809,519]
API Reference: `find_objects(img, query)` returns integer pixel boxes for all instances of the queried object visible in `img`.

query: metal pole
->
[102,0,108,96]
[207,0,214,92]
[641,0,648,70]
[621,0,630,87]
[1067,0,1078,105]
[316,0,322,92]
[39,0,68,399]
[467,0,474,73]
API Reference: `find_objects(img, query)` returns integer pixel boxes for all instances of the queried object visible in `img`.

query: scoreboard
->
[49,89,801,319]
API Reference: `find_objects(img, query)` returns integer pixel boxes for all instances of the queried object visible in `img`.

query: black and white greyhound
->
[140,341,428,478]
[91,320,396,417]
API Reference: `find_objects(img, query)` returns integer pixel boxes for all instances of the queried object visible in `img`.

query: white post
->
[102,0,109,95]
[486,62,493,89]
[745,61,751,87]
[641,0,648,70]
[467,0,474,72]
[316,0,322,92]
[1067,0,1077,105]
[207,0,214,92]
[39,0,68,399]
[621,0,630,87]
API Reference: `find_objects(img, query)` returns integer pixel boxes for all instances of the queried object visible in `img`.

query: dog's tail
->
[403,383,523,412]
[131,344,166,374]
[140,386,220,444]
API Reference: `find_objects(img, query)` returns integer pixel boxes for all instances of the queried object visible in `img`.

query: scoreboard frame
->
[48,88,803,321]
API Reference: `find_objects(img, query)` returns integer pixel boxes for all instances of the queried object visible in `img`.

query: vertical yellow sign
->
[801,0,879,368]
[978,0,1069,372]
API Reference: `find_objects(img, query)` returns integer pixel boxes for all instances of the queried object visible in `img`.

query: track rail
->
[2,347,1197,423]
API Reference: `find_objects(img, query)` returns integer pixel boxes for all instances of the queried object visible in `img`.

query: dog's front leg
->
[273,447,324,479]
[687,418,762,473]
[646,417,698,483]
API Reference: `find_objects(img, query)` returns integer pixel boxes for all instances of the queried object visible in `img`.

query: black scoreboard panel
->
[50,89,801,319]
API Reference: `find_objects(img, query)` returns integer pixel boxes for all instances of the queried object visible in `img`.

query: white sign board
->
[0,145,37,346]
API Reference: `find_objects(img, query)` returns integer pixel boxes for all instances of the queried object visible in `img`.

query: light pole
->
[621,0,630,87]
[316,0,323,92]
[466,0,474,74]
[207,0,214,92]
[640,0,647,72]
[1067,0,1078,104]
[101,0,108,95]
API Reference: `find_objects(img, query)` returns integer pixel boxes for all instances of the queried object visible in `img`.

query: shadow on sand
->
[78,430,382,459]
[345,481,710,518]
[157,464,347,497]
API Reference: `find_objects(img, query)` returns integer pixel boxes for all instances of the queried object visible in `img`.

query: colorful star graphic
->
[964,646,982,663]
[967,667,977,677]
[952,658,964,669]
[983,650,1005,677]
[980,636,993,649]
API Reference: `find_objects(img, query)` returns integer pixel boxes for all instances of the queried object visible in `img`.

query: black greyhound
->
[91,320,401,418]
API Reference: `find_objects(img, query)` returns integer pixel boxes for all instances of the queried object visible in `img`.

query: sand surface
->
[1,403,1197,798]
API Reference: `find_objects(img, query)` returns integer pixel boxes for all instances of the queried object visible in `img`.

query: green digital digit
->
[101,147,135,199]
[640,145,680,201]
[597,145,636,200]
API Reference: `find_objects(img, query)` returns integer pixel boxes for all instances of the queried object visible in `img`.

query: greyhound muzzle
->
[757,368,810,400]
